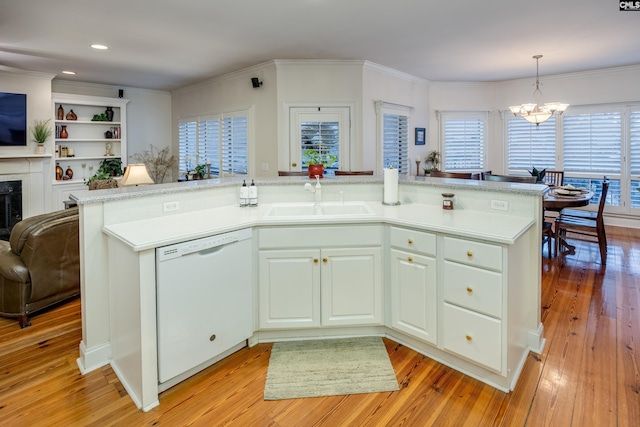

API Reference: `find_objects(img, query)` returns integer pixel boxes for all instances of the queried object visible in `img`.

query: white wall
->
[171,62,278,177]
[363,62,429,174]
[429,64,640,174]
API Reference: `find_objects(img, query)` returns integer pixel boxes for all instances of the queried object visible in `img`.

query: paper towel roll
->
[383,167,399,205]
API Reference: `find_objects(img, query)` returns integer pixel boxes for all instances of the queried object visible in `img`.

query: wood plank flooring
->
[0,225,638,426]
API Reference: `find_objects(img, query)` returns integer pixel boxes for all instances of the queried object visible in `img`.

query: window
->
[178,109,249,177]
[382,113,409,173]
[630,110,640,208]
[377,102,410,174]
[439,112,487,171]
[290,107,350,176]
[507,117,556,171]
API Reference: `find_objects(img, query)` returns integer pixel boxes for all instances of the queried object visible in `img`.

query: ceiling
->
[1,0,639,91]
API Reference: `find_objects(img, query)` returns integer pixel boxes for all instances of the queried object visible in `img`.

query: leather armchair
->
[0,208,80,328]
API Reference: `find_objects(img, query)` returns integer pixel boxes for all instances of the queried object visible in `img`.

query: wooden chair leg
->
[18,314,31,328]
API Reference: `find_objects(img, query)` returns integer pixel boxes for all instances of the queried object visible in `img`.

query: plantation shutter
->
[563,112,621,173]
[507,116,556,171]
[198,116,220,174]
[442,114,486,170]
[221,113,248,175]
[178,119,197,172]
[382,113,409,174]
[301,120,340,173]
[630,110,640,208]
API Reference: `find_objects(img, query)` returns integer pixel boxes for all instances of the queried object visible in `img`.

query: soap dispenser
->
[249,179,258,206]
[239,180,248,207]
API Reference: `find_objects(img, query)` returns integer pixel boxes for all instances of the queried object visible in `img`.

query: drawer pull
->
[466,251,474,258]
[323,258,328,263]
[314,258,319,264]
[465,334,472,342]
[466,286,473,294]
[210,334,217,342]
[407,239,413,245]
[407,256,413,262]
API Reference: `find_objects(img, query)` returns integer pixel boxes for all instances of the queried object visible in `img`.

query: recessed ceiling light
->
[91,44,108,50]
[62,70,76,75]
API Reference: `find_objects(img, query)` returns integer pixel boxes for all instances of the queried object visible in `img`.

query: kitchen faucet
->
[304,175,322,203]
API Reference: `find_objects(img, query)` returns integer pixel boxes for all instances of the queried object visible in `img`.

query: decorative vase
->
[66,166,74,179]
[105,107,114,122]
[66,109,77,120]
[55,163,63,181]
[35,145,45,154]
[60,125,68,139]
[57,105,64,120]
[308,164,324,178]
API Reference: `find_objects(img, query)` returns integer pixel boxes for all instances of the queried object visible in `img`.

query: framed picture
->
[415,127,426,145]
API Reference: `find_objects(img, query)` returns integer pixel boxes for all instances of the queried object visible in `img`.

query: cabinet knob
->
[292,162,297,167]
[323,258,328,263]
[210,334,217,342]
[466,251,474,258]
[407,239,413,245]
[466,286,473,294]
[465,334,472,342]
[407,256,413,262]
[314,258,319,264]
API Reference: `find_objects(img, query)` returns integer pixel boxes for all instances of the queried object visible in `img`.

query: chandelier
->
[509,55,569,125]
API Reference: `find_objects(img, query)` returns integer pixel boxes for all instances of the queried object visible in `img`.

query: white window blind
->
[382,113,408,173]
[178,119,197,172]
[630,110,640,175]
[178,111,249,177]
[507,116,556,171]
[441,113,486,170]
[563,112,621,173]
[221,114,248,175]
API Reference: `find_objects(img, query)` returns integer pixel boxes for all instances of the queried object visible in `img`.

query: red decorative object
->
[60,125,68,139]
[308,164,324,178]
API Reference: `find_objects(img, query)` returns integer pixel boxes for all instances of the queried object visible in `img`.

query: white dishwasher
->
[156,228,253,385]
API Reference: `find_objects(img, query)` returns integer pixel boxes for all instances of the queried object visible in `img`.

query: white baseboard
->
[76,340,111,374]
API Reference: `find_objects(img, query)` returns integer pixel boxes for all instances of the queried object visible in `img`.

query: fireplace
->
[0,180,22,241]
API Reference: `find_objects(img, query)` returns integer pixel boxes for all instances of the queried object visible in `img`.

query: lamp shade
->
[120,163,154,187]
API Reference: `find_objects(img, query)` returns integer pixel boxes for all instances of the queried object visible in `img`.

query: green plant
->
[30,119,52,144]
[302,149,337,168]
[426,150,440,170]
[85,158,123,186]
[194,163,208,177]
[529,167,546,182]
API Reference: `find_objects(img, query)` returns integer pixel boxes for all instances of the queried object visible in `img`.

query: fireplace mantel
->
[0,155,51,218]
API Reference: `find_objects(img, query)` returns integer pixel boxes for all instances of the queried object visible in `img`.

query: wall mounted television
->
[0,92,27,146]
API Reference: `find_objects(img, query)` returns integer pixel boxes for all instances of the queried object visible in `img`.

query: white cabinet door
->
[258,249,321,329]
[321,247,382,326]
[390,248,437,345]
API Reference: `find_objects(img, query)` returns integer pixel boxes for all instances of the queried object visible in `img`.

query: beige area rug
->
[264,336,399,400]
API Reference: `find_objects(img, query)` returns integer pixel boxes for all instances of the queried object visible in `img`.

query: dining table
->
[543,187,593,257]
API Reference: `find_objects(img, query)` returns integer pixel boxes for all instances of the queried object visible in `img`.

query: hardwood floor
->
[1,226,638,426]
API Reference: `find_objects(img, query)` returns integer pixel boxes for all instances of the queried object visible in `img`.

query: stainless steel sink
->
[264,202,375,219]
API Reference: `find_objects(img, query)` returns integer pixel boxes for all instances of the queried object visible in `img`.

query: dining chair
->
[429,170,473,179]
[483,174,536,183]
[555,179,609,265]
[278,171,308,176]
[334,170,374,175]
[543,170,564,187]
[542,215,555,258]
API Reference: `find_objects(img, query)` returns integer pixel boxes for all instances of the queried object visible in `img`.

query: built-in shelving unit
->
[52,93,128,186]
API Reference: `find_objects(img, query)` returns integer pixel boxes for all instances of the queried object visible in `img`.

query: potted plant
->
[303,149,337,178]
[30,119,52,154]
[194,163,208,180]
[424,150,440,175]
[529,167,546,183]
[85,158,123,186]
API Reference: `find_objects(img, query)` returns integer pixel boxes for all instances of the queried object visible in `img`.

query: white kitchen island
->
[71,176,546,411]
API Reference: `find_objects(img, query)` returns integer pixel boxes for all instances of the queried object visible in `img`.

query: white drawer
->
[389,226,436,256]
[258,225,381,249]
[443,236,502,272]
[442,303,502,372]
[443,261,503,318]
